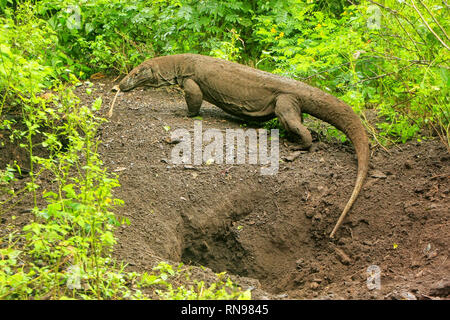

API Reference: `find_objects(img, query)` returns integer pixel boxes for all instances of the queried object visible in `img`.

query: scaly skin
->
[119,54,370,238]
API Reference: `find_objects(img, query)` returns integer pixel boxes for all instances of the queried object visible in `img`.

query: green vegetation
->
[0,0,448,299]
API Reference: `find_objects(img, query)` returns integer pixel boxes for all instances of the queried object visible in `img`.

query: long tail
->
[303,91,370,238]
[329,134,369,238]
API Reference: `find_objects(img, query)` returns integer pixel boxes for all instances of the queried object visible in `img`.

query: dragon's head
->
[119,62,159,92]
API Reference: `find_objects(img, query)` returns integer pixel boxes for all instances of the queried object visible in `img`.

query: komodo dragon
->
[118,53,370,238]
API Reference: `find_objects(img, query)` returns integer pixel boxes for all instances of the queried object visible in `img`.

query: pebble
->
[282,151,302,162]
[165,137,182,144]
[388,290,417,300]
[404,160,414,169]
[295,258,304,271]
[312,213,322,223]
[309,282,320,290]
[371,170,387,179]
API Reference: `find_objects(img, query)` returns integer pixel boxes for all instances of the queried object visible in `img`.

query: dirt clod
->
[429,280,450,297]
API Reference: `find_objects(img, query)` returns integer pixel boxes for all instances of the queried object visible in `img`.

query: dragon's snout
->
[118,77,133,92]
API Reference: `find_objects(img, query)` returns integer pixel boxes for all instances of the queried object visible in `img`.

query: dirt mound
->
[2,78,448,299]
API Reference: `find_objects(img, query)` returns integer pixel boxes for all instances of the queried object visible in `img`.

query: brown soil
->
[1,78,449,300]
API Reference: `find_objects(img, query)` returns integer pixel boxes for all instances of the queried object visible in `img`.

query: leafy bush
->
[0,12,54,106]
[254,0,449,146]
[139,262,251,300]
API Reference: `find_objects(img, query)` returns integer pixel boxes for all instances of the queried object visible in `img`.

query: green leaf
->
[62,184,77,199]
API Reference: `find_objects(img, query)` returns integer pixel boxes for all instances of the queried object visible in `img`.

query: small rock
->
[429,280,450,297]
[282,151,302,162]
[404,160,414,169]
[183,165,199,171]
[312,213,322,223]
[164,137,182,144]
[400,291,417,300]
[295,258,304,271]
[309,263,321,274]
[309,282,320,290]
[415,270,424,278]
[426,250,438,260]
[302,191,311,202]
[371,170,387,179]
[305,211,314,219]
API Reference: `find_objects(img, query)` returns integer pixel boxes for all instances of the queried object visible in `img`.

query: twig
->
[418,0,450,42]
[430,173,450,180]
[366,52,450,69]
[108,88,121,118]
[427,120,450,153]
[393,14,424,56]
[367,0,427,44]
[361,113,390,153]
[367,0,398,14]
[300,57,373,81]
[357,62,416,83]
[410,0,450,50]
[273,199,281,215]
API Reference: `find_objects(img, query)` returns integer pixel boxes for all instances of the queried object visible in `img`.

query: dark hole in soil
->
[181,225,255,278]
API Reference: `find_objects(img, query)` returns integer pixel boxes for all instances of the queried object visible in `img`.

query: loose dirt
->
[1,78,448,299]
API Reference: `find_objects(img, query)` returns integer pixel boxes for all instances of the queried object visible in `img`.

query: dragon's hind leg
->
[275,94,312,150]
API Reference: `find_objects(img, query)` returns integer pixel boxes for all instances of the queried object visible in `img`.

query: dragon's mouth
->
[119,86,132,92]
[119,78,147,91]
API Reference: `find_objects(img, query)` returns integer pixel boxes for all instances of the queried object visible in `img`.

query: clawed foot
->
[289,143,312,152]
[284,133,313,151]
[187,112,200,117]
